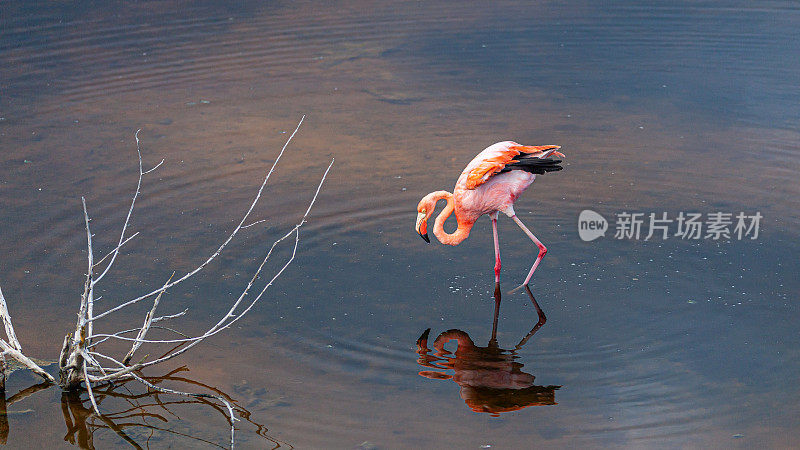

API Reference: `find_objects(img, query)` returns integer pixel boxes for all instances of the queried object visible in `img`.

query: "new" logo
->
[578,210,608,241]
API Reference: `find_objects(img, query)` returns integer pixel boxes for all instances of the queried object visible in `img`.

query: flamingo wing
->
[498,154,563,176]
[464,144,564,190]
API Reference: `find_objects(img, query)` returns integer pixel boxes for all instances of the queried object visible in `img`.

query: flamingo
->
[414,141,564,289]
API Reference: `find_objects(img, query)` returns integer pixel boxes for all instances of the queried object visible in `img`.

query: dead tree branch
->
[0,116,329,448]
[0,286,56,384]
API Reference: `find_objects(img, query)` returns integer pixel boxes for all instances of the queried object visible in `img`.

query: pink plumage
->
[415,141,564,289]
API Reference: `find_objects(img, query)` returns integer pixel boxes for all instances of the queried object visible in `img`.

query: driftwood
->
[0,116,331,448]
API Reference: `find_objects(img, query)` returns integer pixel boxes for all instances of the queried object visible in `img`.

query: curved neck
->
[432,192,474,245]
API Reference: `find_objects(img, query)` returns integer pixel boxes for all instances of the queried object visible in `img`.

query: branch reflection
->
[0,366,291,449]
[416,284,560,416]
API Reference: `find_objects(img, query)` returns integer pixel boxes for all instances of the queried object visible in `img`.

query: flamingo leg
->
[490,282,501,344]
[510,214,548,287]
[491,213,501,283]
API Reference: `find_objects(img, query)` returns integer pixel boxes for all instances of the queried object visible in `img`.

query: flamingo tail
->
[499,158,562,176]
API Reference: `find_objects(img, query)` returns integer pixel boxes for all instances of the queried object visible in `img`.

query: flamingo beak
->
[416,213,430,243]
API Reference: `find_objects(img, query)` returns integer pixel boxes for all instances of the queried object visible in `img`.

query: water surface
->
[1,1,798,448]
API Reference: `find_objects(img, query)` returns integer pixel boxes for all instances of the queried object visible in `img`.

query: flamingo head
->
[415,194,437,243]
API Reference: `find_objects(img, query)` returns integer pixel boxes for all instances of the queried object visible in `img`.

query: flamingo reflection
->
[416,284,560,416]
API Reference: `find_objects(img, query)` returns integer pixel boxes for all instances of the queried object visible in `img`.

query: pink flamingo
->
[415,141,564,289]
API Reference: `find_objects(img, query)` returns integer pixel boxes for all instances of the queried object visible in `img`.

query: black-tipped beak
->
[415,212,430,243]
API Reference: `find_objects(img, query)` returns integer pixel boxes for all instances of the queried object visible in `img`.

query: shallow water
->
[1,1,799,448]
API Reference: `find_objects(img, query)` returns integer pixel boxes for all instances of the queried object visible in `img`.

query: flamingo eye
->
[421,208,426,214]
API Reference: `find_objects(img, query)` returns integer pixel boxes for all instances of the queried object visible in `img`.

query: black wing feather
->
[498,157,563,175]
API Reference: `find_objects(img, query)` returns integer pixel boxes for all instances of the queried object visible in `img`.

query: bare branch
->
[93,115,307,321]
[81,198,96,345]
[93,232,140,269]
[0,286,55,383]
[83,361,101,416]
[142,159,164,175]
[0,286,20,350]
[72,196,95,361]
[152,308,188,323]
[90,158,334,367]
[88,326,188,350]
[92,226,301,348]
[93,129,149,286]
[87,362,144,384]
[122,273,174,365]
[241,219,267,229]
[58,334,71,371]
[0,116,326,447]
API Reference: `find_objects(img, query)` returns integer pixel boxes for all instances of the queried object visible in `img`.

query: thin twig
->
[93,116,307,321]
[152,309,189,323]
[241,219,267,229]
[88,326,189,350]
[93,232,140,269]
[90,158,334,363]
[93,129,155,286]
[123,273,175,365]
